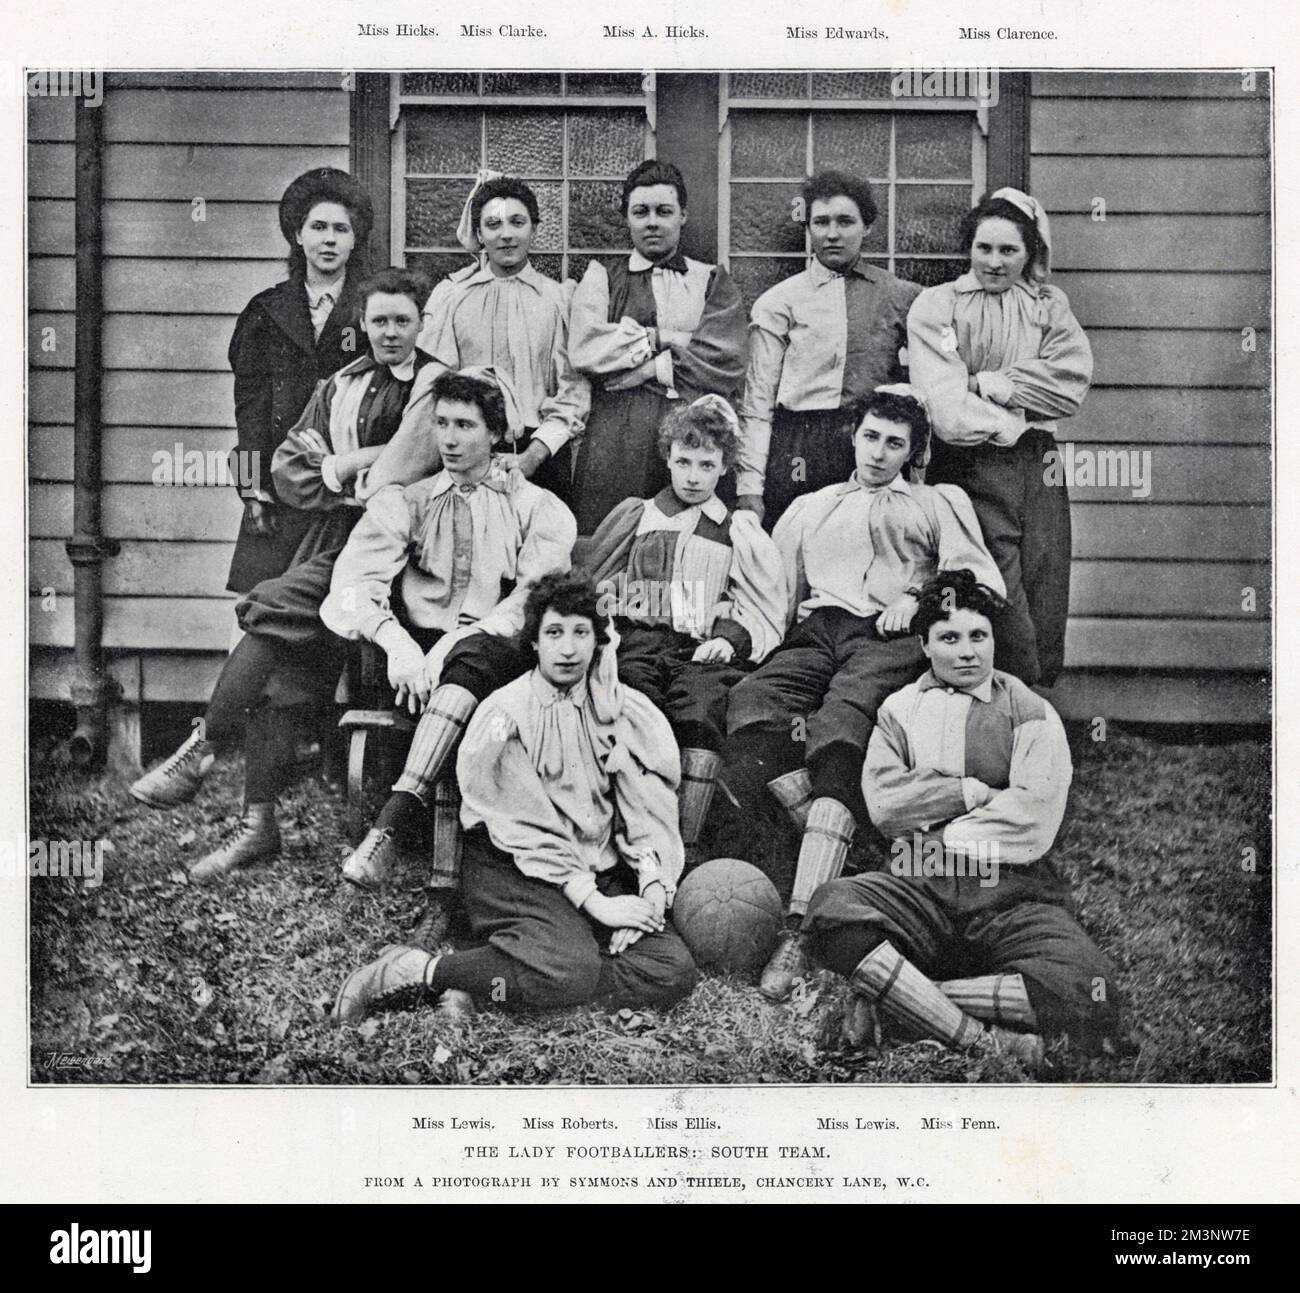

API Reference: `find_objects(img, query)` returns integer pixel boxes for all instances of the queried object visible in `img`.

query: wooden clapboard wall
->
[1029,71,1272,723]
[29,72,351,707]
[28,71,1273,724]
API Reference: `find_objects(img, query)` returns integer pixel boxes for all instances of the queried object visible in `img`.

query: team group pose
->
[129,158,1113,1070]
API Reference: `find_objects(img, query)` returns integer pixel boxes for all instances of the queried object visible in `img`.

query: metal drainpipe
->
[64,82,120,767]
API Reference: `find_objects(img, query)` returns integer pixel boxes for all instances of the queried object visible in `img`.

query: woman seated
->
[128,268,434,881]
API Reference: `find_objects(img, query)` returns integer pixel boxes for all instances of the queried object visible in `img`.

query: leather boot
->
[190,802,280,882]
[129,727,214,808]
[332,945,438,1025]
[341,827,406,891]
[759,927,813,1002]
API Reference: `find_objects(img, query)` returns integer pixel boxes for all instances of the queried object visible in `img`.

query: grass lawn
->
[28,713,1271,1086]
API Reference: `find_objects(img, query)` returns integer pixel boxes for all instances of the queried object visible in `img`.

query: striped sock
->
[678,748,721,846]
[429,776,463,888]
[939,974,1039,1029]
[788,797,855,917]
[850,942,986,1050]
[392,684,477,803]
[767,767,814,833]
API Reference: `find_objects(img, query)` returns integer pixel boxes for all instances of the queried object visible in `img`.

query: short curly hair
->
[912,569,1011,643]
[801,170,879,228]
[621,159,688,214]
[522,569,612,652]
[357,266,430,317]
[469,176,542,237]
[657,400,739,469]
[856,388,931,472]
[427,371,509,442]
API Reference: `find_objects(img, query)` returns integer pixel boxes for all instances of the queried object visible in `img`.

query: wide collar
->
[262,273,353,355]
[809,256,884,288]
[529,667,591,709]
[426,460,513,498]
[628,248,689,274]
[462,259,548,295]
[953,269,1042,300]
[833,472,912,498]
[336,348,422,383]
[918,667,995,703]
[652,486,729,525]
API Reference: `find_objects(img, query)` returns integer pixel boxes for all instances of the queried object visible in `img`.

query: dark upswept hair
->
[282,168,374,281]
[959,194,1047,280]
[522,569,612,651]
[621,159,688,214]
[469,176,542,236]
[427,370,509,441]
[856,388,931,472]
[801,169,879,228]
[657,400,739,469]
[356,266,430,316]
[912,569,1011,643]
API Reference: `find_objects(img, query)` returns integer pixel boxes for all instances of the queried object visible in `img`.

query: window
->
[720,72,986,309]
[392,73,656,285]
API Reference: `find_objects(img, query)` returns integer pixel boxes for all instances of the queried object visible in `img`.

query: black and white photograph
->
[22,64,1273,1098]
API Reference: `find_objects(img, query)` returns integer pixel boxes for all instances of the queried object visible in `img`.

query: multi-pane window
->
[393,73,655,286]
[721,72,985,309]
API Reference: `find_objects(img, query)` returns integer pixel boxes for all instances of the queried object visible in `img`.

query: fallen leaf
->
[358,1019,381,1041]
[431,1044,452,1066]
[94,1013,120,1031]
[401,1068,421,1084]
[177,832,197,849]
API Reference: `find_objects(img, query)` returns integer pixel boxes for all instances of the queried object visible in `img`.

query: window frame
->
[717,72,988,283]
[389,72,659,280]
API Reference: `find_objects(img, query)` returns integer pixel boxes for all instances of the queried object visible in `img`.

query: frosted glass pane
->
[406,179,474,247]
[568,110,645,176]
[567,73,644,96]
[896,113,971,178]
[730,73,808,99]
[730,111,806,178]
[484,110,564,174]
[813,112,890,177]
[731,183,805,252]
[406,108,481,175]
[895,257,966,289]
[730,256,804,311]
[569,181,630,248]
[402,74,478,96]
[405,251,480,286]
[529,182,564,252]
[530,254,563,282]
[483,73,562,95]
[567,252,625,284]
[810,72,895,99]
[896,185,971,254]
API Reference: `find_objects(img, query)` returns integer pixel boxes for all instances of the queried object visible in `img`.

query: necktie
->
[448,485,474,616]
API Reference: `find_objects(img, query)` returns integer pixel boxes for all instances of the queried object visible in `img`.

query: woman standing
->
[907,189,1093,686]
[225,168,373,593]
[362,176,589,503]
[736,170,921,528]
[568,159,747,534]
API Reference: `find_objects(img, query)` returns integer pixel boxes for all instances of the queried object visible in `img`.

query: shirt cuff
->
[320,455,344,494]
[242,488,275,504]
[532,422,570,457]
[734,470,765,498]
[563,872,599,909]
[653,349,675,393]
[961,777,993,811]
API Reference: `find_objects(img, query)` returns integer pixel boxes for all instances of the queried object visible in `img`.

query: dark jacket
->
[225,272,362,592]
